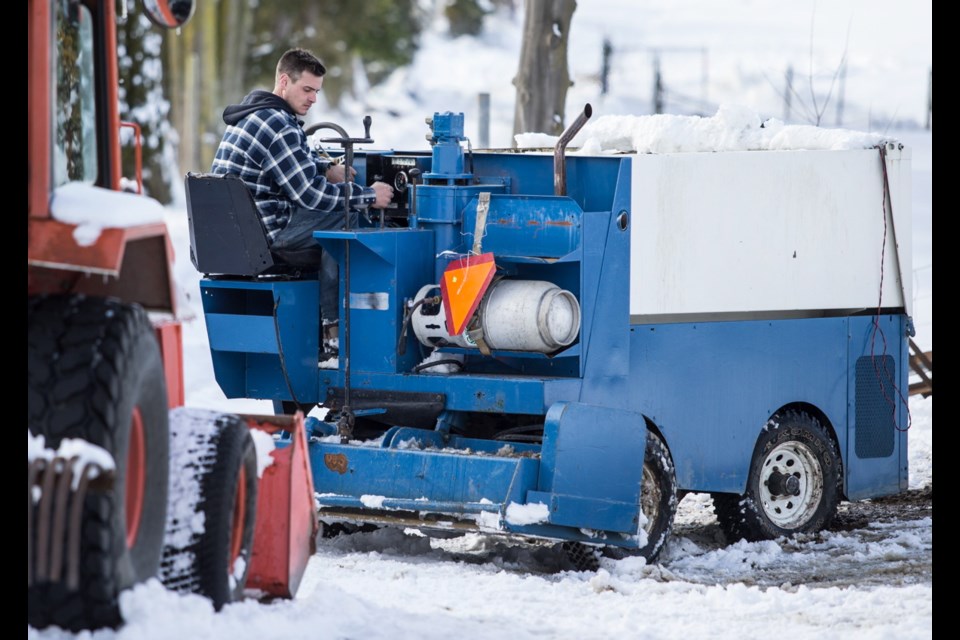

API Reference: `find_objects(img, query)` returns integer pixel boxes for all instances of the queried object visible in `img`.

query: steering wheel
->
[304,121,350,157]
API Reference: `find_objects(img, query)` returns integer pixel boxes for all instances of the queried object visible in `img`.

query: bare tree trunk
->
[512,0,576,144]
[184,51,201,173]
[165,28,185,174]
[168,19,201,174]
[221,0,252,107]
[198,0,219,170]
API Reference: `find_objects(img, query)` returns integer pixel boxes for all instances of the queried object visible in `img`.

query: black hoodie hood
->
[222,90,297,126]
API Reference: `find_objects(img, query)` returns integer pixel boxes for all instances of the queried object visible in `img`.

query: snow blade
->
[242,412,318,599]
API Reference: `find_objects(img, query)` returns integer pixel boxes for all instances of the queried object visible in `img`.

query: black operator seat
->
[184,172,311,278]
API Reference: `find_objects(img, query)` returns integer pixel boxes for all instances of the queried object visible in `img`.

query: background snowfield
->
[30,1,932,637]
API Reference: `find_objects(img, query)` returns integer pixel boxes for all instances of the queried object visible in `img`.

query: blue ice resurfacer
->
[186,106,913,564]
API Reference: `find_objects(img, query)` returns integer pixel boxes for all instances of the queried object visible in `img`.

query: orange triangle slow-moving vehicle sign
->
[440,253,496,337]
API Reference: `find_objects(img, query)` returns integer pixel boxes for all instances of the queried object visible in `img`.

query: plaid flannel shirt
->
[211,108,375,243]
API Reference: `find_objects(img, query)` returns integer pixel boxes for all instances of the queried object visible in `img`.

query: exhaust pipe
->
[554,103,592,196]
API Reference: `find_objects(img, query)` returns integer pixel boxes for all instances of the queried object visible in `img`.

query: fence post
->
[783,65,794,122]
[835,60,846,127]
[652,54,663,114]
[478,92,490,148]
[601,38,612,95]
[701,47,709,114]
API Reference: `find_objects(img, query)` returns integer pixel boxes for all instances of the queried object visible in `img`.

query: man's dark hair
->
[276,48,327,83]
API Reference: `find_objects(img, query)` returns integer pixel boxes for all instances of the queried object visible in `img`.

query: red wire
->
[870,144,911,432]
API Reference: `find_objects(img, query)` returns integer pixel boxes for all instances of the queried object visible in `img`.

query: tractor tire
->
[27,294,169,632]
[604,430,678,563]
[712,410,842,542]
[160,409,259,610]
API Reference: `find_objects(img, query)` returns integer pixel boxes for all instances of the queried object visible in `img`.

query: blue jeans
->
[272,207,358,324]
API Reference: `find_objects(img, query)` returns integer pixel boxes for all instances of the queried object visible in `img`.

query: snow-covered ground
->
[30,1,931,637]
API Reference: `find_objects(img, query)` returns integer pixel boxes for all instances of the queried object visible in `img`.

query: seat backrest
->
[184,172,277,276]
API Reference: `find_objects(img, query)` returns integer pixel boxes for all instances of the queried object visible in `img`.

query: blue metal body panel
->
[196,124,910,546]
[310,442,538,506]
[845,313,910,499]
[308,400,646,542]
[312,228,434,374]
[412,183,508,282]
[621,314,908,498]
[460,194,583,258]
[532,401,646,532]
[316,370,581,414]
[200,278,320,402]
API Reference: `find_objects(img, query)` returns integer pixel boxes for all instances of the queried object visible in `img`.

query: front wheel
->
[27,295,169,632]
[713,410,842,542]
[160,409,259,610]
[604,430,678,563]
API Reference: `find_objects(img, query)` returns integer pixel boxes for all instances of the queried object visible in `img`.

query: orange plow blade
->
[242,412,318,599]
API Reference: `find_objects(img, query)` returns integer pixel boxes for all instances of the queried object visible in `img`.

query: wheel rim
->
[229,465,247,572]
[126,407,146,549]
[758,440,824,529]
[640,464,661,535]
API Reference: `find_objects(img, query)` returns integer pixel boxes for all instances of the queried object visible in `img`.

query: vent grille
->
[855,355,896,458]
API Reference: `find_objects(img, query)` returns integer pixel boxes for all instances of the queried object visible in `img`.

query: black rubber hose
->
[412,358,464,373]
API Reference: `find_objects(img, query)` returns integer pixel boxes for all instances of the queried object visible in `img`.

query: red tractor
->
[27,1,315,631]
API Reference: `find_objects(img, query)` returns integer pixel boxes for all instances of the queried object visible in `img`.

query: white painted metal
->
[410,284,461,347]
[481,280,581,351]
[627,146,912,318]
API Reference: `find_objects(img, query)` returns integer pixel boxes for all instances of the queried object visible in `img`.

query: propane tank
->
[411,280,581,353]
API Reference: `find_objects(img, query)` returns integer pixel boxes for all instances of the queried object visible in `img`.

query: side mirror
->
[141,0,195,29]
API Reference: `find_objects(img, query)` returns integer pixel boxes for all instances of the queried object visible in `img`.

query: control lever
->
[314,115,376,444]
[408,168,422,220]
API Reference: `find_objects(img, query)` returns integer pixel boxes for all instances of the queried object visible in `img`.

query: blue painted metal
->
[410,183,508,283]
[530,401,647,533]
[459,194,583,258]
[621,314,908,498]
[423,112,471,180]
[309,442,538,505]
[200,278,320,402]
[845,313,910,499]
[377,427,540,455]
[312,228,434,374]
[195,117,910,548]
[315,370,582,414]
[309,408,647,544]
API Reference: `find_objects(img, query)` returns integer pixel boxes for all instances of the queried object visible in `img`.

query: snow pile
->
[504,501,550,525]
[360,495,387,508]
[515,104,890,154]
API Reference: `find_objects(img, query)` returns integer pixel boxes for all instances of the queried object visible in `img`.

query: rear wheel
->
[27,294,169,632]
[160,409,259,610]
[713,410,842,542]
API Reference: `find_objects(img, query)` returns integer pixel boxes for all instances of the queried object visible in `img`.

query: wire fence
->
[593,40,931,131]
